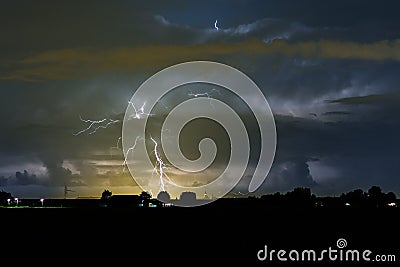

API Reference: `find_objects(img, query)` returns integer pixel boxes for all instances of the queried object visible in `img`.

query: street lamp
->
[15,197,18,206]
[7,198,10,206]
[40,198,44,207]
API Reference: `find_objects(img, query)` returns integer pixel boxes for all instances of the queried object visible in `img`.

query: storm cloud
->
[1,0,400,198]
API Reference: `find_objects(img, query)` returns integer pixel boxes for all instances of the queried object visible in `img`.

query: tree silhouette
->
[140,191,151,200]
[0,190,12,206]
[101,189,112,200]
[386,192,397,203]
[139,191,152,207]
[368,186,382,198]
[367,186,385,207]
[285,187,316,207]
[340,189,368,207]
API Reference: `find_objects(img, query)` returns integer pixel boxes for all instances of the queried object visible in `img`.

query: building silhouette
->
[178,191,197,206]
[157,191,171,204]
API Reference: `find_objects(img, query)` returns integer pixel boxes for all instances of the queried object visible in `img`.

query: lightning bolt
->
[214,19,219,31]
[122,136,142,173]
[188,88,222,108]
[73,116,120,136]
[151,137,166,191]
[127,101,153,120]
[120,101,155,172]
[75,100,152,168]
[75,100,177,194]
[74,101,151,137]
[188,88,221,98]
[150,136,177,192]
[109,136,122,156]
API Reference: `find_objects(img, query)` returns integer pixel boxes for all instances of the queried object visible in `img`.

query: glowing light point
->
[214,19,219,31]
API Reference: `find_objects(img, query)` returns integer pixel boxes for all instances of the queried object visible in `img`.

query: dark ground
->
[0,203,399,266]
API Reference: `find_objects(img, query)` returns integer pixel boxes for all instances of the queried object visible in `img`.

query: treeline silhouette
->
[250,186,398,209]
[0,186,398,209]
[100,186,398,209]
[0,190,12,206]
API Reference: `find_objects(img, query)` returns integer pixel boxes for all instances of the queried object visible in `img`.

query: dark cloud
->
[1,0,400,198]
[0,170,43,186]
[15,170,38,185]
[0,0,184,58]
[321,111,352,116]
[265,159,317,192]
[0,176,8,187]
[326,93,400,105]
[257,109,400,195]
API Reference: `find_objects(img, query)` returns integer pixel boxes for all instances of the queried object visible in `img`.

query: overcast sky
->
[1,0,400,199]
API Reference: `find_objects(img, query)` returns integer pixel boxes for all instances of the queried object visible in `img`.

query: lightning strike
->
[150,137,177,192]
[73,116,120,136]
[188,88,222,108]
[109,136,122,156]
[151,137,166,191]
[114,136,122,150]
[128,101,153,120]
[122,136,142,172]
[214,19,219,31]
[188,88,221,99]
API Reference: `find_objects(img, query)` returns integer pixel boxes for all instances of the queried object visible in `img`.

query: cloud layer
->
[1,1,400,198]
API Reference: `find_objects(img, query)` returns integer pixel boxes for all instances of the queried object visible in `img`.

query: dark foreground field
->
[0,204,399,266]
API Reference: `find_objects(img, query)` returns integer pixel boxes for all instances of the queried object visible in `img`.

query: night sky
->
[1,0,400,199]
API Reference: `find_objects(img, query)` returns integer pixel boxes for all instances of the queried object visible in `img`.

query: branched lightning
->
[73,116,120,136]
[150,136,177,192]
[151,137,166,191]
[121,101,154,172]
[75,100,177,193]
[188,88,221,99]
[122,136,142,173]
[188,88,221,108]
[127,101,153,120]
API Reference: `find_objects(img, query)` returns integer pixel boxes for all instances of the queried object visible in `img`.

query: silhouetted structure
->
[179,191,197,205]
[101,189,112,201]
[0,186,397,209]
[64,185,75,199]
[157,191,171,204]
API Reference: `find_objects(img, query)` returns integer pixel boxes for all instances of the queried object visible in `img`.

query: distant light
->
[388,202,397,207]
[345,202,351,206]
[214,19,219,31]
